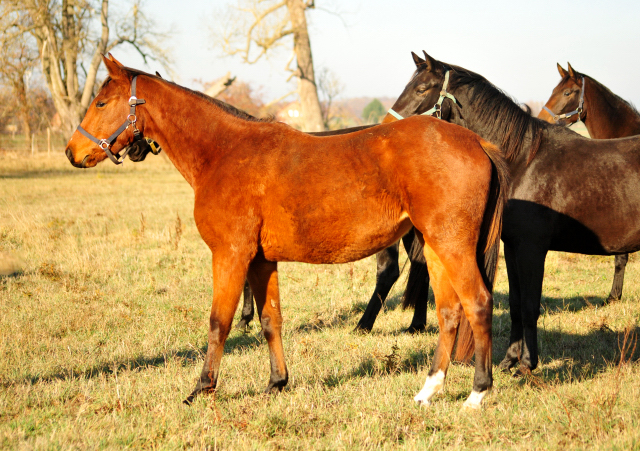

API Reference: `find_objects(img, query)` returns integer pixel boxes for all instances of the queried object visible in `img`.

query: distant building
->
[276,102,303,129]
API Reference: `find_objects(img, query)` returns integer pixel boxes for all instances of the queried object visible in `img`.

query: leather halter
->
[543,76,585,124]
[76,76,146,165]
[387,70,457,120]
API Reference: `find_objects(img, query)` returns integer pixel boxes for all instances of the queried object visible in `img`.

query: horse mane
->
[102,67,274,123]
[444,64,547,163]
[582,74,640,117]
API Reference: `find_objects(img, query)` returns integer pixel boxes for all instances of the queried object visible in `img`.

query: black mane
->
[444,64,547,162]
[103,67,273,123]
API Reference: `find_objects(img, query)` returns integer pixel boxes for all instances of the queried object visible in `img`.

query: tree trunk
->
[286,0,324,132]
[15,77,31,141]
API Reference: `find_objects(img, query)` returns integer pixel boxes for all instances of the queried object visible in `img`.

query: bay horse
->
[64,54,509,408]
[383,51,640,374]
[538,62,640,302]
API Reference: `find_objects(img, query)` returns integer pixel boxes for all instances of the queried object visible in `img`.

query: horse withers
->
[65,54,509,409]
[539,62,640,303]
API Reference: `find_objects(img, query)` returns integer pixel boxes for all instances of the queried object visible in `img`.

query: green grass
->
[1,153,639,450]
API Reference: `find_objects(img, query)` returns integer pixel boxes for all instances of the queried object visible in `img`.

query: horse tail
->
[401,230,428,310]
[453,139,510,363]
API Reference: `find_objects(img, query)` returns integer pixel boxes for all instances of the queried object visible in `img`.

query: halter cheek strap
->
[543,76,585,125]
[76,75,146,165]
[387,70,457,120]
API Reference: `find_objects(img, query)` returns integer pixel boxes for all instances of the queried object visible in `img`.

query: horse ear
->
[557,63,567,78]
[567,62,577,79]
[412,51,426,68]
[102,53,127,79]
[422,51,439,72]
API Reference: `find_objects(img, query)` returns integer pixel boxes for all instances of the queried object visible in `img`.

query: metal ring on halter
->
[99,140,110,150]
[127,114,137,123]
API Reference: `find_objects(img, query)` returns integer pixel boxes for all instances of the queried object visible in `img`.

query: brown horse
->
[65,54,509,409]
[539,62,640,302]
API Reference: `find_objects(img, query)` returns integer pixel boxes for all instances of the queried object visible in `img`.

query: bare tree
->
[316,66,343,129]
[214,0,325,132]
[0,32,39,140]
[0,0,170,135]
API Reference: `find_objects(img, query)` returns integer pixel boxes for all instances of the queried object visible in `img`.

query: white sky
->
[117,0,640,107]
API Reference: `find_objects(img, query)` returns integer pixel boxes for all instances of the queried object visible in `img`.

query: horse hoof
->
[603,295,620,306]
[497,358,516,372]
[405,325,426,334]
[462,389,489,410]
[353,325,372,334]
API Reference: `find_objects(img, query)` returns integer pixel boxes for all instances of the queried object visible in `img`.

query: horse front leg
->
[607,253,629,303]
[498,241,523,372]
[510,242,548,374]
[354,241,400,332]
[247,255,288,393]
[234,280,255,330]
[184,254,247,405]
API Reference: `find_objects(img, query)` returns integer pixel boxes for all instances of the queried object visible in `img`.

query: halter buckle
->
[99,139,110,150]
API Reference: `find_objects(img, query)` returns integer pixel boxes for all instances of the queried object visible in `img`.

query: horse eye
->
[417,85,428,94]
[96,101,106,108]
[563,90,571,96]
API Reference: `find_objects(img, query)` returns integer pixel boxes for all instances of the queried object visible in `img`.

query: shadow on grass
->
[7,291,637,391]
[3,329,265,388]
[322,348,433,389]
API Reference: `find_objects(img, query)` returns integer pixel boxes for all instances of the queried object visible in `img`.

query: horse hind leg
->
[246,255,288,393]
[414,246,461,407]
[355,241,401,332]
[421,243,493,409]
[402,228,431,334]
[606,253,628,303]
[235,280,255,330]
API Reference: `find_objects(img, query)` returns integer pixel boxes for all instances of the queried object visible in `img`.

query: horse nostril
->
[65,147,74,162]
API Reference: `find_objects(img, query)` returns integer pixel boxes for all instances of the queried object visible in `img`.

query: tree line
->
[0,0,385,147]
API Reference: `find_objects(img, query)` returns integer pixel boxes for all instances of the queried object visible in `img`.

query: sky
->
[117,0,640,108]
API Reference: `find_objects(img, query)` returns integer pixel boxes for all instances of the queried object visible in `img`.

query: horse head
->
[384,51,459,124]
[538,62,586,126]
[65,54,152,168]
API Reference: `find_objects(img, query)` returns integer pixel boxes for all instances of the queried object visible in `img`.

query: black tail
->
[453,139,510,363]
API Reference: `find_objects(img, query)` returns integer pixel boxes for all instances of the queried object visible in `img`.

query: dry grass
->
[1,153,640,450]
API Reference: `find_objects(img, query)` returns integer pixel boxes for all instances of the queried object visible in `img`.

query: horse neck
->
[137,77,244,187]
[450,83,542,166]
[583,76,640,139]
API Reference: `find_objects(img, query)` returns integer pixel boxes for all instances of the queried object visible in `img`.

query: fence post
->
[31,133,35,156]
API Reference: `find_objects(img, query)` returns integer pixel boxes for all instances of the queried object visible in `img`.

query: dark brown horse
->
[383,51,640,374]
[538,62,640,302]
[64,54,509,408]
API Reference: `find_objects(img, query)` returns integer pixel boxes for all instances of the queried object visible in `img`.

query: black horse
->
[383,51,640,372]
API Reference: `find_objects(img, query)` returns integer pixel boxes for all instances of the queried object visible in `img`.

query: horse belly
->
[260,209,413,264]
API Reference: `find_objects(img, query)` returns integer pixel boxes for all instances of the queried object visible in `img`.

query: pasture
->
[1,153,639,450]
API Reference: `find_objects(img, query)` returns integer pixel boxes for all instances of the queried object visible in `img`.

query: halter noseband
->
[543,76,585,124]
[387,70,457,120]
[76,76,146,165]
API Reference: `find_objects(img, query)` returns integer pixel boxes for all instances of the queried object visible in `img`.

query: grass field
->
[1,152,639,450]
